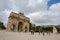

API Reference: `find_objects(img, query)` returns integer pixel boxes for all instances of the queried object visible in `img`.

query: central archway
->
[18,22,23,32]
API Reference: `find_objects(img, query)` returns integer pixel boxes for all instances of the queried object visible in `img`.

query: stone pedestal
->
[53,26,57,33]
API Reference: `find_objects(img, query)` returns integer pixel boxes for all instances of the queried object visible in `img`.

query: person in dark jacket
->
[31,30,34,35]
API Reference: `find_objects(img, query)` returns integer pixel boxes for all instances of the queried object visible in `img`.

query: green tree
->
[35,26,40,32]
[56,27,60,33]
[31,27,35,31]
[0,21,6,30]
[29,23,32,31]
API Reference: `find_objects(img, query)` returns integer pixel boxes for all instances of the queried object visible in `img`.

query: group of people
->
[31,30,34,35]
[31,30,51,36]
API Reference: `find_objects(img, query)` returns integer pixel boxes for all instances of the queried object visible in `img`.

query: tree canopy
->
[0,21,6,30]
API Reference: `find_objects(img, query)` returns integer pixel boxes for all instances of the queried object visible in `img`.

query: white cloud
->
[50,3,60,12]
[27,3,60,25]
[27,0,48,12]
[0,0,60,26]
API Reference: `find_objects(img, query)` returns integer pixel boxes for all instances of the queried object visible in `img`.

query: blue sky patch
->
[48,0,60,7]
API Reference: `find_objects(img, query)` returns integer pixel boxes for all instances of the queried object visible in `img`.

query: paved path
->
[0,30,60,40]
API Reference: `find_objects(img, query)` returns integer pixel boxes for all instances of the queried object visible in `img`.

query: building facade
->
[6,12,30,32]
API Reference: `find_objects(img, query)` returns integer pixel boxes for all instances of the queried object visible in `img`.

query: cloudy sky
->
[0,0,60,26]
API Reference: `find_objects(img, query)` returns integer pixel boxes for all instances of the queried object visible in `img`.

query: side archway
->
[25,27,27,32]
[11,24,15,32]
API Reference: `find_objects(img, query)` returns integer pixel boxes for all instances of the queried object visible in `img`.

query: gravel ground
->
[0,30,60,40]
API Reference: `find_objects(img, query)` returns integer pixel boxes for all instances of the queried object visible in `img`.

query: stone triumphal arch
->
[7,12,30,32]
